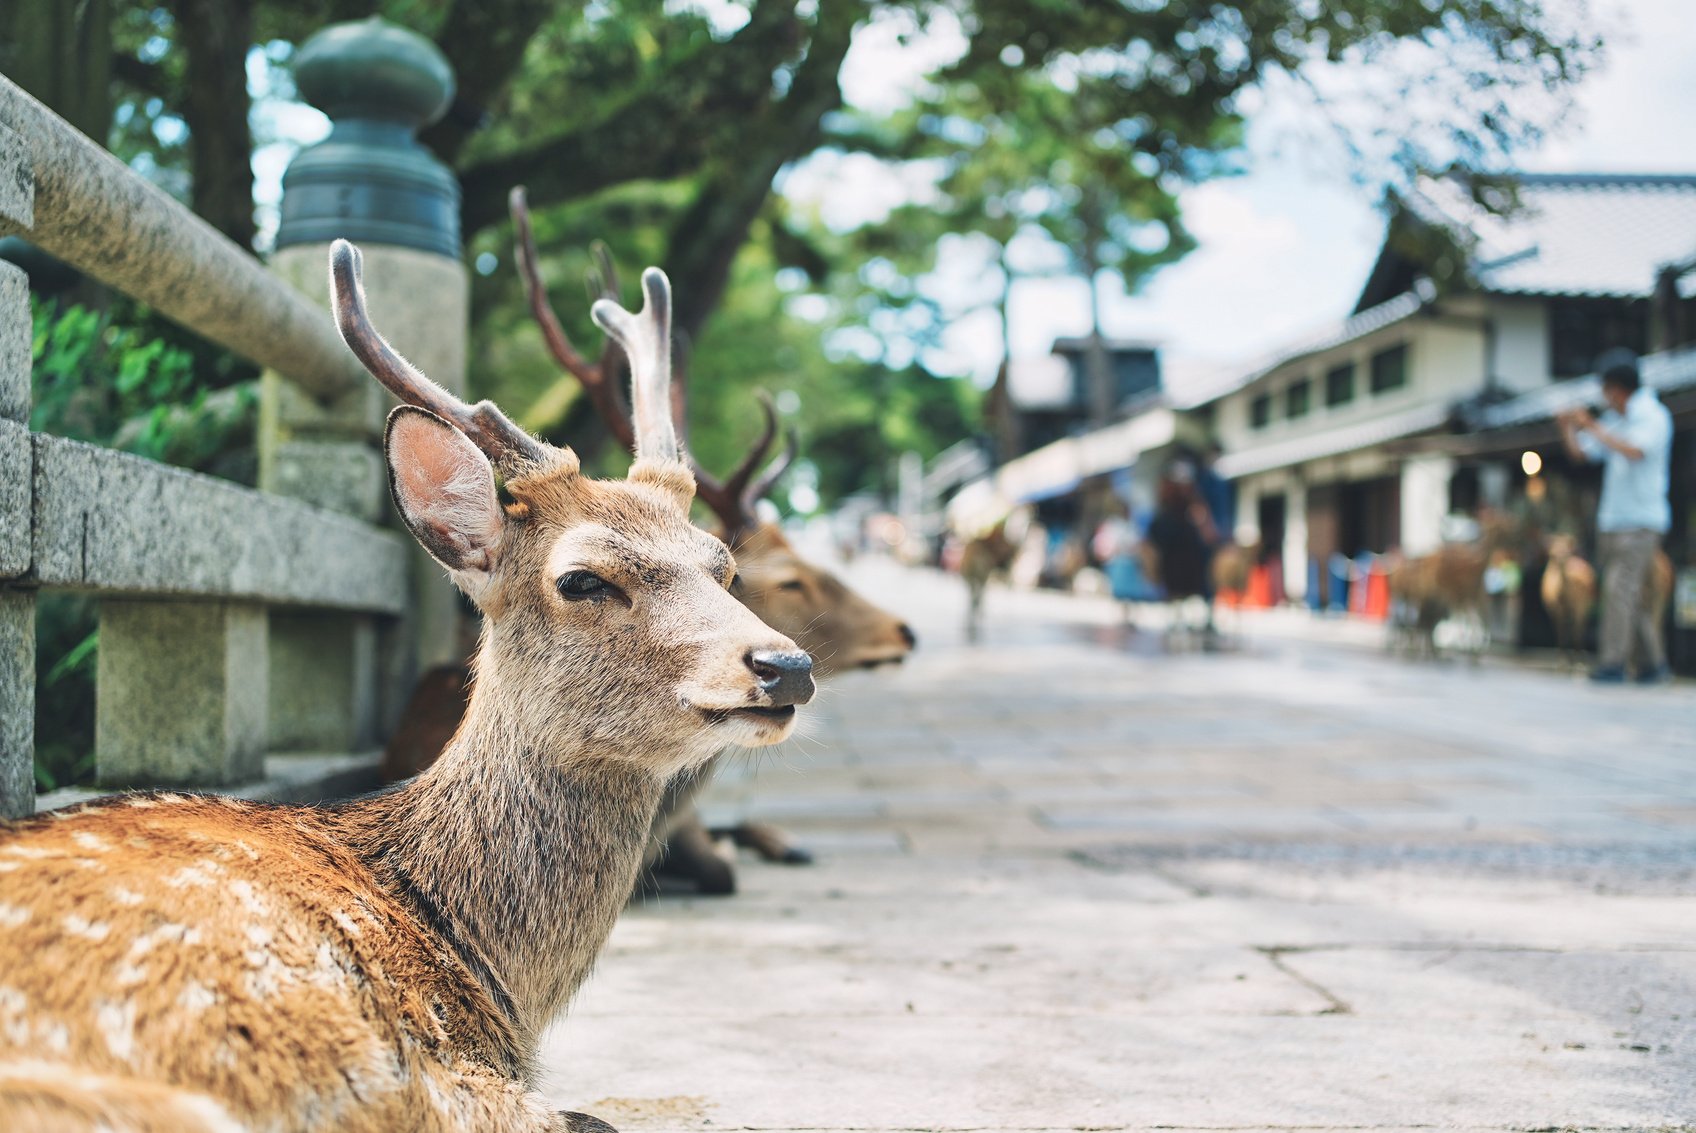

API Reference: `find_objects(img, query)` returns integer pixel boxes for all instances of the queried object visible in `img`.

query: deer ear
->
[384,406,504,596]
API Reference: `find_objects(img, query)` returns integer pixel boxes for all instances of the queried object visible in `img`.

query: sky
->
[784,0,1696,394]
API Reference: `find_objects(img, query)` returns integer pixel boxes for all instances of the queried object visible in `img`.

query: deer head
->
[509,189,914,678]
[332,240,813,771]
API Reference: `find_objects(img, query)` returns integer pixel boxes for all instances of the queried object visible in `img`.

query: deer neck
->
[338,681,668,1052]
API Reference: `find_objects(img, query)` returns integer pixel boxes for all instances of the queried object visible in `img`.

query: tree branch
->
[456,0,804,236]
[662,0,858,345]
[420,0,565,165]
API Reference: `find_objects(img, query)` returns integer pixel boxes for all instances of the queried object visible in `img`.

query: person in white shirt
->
[1556,348,1673,684]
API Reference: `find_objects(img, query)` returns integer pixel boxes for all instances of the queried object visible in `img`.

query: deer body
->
[1541,538,1672,668]
[960,524,1018,642]
[0,785,605,1132]
[0,245,811,1130]
[1541,534,1597,665]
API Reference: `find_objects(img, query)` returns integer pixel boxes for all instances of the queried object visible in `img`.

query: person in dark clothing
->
[1194,442,1236,637]
[1146,470,1209,601]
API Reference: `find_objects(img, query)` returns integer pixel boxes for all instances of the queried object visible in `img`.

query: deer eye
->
[777,579,806,593]
[728,573,744,594]
[556,570,620,602]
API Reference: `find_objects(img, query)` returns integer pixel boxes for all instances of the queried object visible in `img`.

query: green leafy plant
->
[28,295,252,792]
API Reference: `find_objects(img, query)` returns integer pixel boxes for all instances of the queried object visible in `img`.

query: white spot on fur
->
[1,844,53,859]
[95,999,137,1064]
[330,908,362,938]
[0,861,17,872]
[126,922,195,963]
[0,904,29,929]
[71,830,112,853]
[0,987,27,1048]
[165,861,223,889]
[156,793,187,804]
[62,915,111,942]
[38,1021,69,1055]
[110,887,145,907]
[125,797,158,809]
[229,878,268,919]
[178,981,218,1012]
[114,963,148,988]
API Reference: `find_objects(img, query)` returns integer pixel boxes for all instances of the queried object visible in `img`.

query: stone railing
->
[0,19,467,817]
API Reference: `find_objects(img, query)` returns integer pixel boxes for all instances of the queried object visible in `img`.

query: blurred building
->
[987,337,1162,462]
[1206,172,1696,614]
[937,171,1696,668]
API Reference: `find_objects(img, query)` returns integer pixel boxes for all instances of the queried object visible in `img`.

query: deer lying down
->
[0,244,813,1132]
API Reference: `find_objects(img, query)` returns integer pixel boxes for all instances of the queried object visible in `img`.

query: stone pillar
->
[267,611,377,752]
[1284,475,1308,605]
[262,17,467,748]
[1400,455,1455,559]
[0,119,35,817]
[96,601,268,788]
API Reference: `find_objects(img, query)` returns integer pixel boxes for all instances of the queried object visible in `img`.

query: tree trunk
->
[169,0,256,251]
[0,0,112,143]
[994,243,1023,460]
[1078,184,1117,427]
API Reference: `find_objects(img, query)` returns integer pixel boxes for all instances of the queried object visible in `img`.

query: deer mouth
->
[702,705,797,725]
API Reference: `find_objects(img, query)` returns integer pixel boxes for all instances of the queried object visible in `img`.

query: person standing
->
[1195,442,1236,640]
[1556,348,1674,684]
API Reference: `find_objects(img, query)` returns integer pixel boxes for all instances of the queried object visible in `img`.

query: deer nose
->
[746,649,815,707]
[898,623,917,650]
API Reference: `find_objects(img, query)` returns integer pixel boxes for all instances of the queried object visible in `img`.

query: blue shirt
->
[1577,387,1673,533]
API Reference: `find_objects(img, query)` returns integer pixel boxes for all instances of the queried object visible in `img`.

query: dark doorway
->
[1338,476,1400,556]
[1257,492,1287,562]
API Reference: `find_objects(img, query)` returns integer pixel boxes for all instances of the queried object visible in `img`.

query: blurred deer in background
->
[1541,535,1674,669]
[1541,533,1597,667]
[379,189,913,895]
[0,244,812,1132]
[960,521,1018,642]
[1385,513,1525,660]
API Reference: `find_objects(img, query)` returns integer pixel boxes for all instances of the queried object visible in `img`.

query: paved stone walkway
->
[541,560,1696,1132]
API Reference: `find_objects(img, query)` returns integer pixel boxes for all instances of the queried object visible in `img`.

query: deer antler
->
[509,190,792,514]
[510,188,636,452]
[692,391,780,529]
[743,421,800,516]
[592,267,679,464]
[329,239,546,466]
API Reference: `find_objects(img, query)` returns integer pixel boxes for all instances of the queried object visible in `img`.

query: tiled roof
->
[1474,346,1696,432]
[1402,173,1696,299]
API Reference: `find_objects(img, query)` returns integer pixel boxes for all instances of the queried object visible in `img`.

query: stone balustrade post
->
[0,119,34,816]
[262,17,468,751]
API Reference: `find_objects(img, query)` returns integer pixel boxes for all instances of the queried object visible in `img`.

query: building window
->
[1325,362,1355,407]
[1369,344,1408,394]
[1285,378,1311,419]
[1250,393,1271,429]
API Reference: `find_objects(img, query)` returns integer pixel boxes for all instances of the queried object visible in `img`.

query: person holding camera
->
[1556,348,1674,684]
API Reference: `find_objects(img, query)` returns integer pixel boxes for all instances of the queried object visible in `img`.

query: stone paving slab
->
[540,561,1696,1132]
